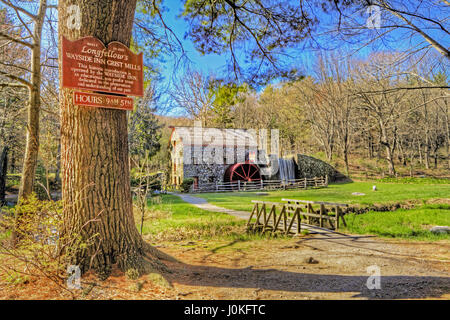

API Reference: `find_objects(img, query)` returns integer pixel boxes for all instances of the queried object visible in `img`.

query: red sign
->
[62,36,144,97]
[73,91,134,111]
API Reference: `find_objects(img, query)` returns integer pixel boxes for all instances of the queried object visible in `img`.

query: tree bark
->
[0,146,8,206]
[379,118,396,175]
[18,0,47,200]
[58,0,170,276]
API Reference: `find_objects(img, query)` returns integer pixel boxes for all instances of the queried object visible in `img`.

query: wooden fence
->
[189,176,328,193]
[247,199,348,235]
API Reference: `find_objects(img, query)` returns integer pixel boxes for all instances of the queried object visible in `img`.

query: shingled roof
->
[169,126,259,147]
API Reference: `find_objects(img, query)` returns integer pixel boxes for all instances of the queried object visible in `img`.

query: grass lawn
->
[138,194,255,242]
[190,181,450,241]
[195,181,450,212]
[344,204,450,240]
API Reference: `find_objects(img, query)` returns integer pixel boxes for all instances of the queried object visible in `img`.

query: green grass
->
[377,177,450,184]
[139,194,265,242]
[343,204,450,241]
[195,181,450,212]
[190,181,450,241]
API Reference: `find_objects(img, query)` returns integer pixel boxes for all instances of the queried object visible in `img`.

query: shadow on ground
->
[162,259,450,299]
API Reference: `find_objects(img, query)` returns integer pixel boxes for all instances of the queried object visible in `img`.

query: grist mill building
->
[169,126,273,189]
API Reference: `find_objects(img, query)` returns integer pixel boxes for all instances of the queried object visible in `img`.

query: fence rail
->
[188,176,328,193]
[247,198,347,235]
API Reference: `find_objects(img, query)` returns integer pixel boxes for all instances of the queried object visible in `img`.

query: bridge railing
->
[247,198,347,235]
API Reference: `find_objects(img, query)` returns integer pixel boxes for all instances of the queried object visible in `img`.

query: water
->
[278,158,296,183]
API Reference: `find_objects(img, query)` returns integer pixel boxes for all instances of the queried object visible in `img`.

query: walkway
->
[171,192,347,237]
[171,193,251,220]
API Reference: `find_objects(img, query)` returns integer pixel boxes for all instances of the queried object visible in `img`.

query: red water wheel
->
[224,162,261,182]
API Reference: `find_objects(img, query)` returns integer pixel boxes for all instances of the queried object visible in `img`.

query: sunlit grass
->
[343,204,450,241]
[196,181,450,212]
[138,194,280,242]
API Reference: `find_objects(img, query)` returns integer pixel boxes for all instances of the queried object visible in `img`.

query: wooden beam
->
[282,199,348,207]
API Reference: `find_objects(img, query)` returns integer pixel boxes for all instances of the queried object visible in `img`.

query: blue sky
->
[155,1,449,85]
[3,1,447,116]
[154,2,381,115]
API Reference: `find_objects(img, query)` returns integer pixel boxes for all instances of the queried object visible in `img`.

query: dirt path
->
[159,235,450,300]
[165,193,450,299]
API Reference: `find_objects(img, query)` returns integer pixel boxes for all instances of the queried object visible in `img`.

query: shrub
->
[180,178,194,193]
[0,194,98,298]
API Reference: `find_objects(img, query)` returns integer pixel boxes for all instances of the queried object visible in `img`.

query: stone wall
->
[183,163,227,185]
[296,154,348,182]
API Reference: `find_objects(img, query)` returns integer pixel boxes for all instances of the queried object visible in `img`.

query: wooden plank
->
[319,204,324,228]
[251,200,285,206]
[262,205,275,232]
[273,204,278,226]
[296,208,301,234]
[281,199,348,207]
[247,203,258,226]
[293,211,336,220]
[335,206,340,230]
[286,215,296,235]
[341,209,347,227]
[254,203,265,229]
[307,203,313,224]
[273,209,283,233]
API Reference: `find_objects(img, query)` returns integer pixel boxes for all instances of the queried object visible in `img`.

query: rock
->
[430,226,450,234]
[255,192,268,196]
[296,154,350,182]
[352,192,366,196]
[372,185,377,191]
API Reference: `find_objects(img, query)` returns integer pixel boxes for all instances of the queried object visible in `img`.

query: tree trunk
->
[418,141,423,165]
[10,148,15,173]
[18,0,47,200]
[55,141,61,189]
[343,149,349,177]
[58,0,169,276]
[379,119,396,175]
[0,146,8,206]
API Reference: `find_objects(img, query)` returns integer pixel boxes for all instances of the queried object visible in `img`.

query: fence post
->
[335,206,340,230]
[238,180,241,191]
[216,182,218,192]
[261,179,263,190]
[304,177,307,189]
[319,204,324,228]
[325,175,328,186]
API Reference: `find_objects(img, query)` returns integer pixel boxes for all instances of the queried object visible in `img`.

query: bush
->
[180,178,194,193]
[6,174,21,189]
[0,194,98,297]
[130,170,162,191]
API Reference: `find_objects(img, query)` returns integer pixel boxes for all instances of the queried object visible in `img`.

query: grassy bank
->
[343,204,450,240]
[191,181,450,241]
[138,194,262,242]
[195,181,450,212]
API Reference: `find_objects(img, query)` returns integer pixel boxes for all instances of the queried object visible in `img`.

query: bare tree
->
[0,0,56,200]
[170,69,215,126]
